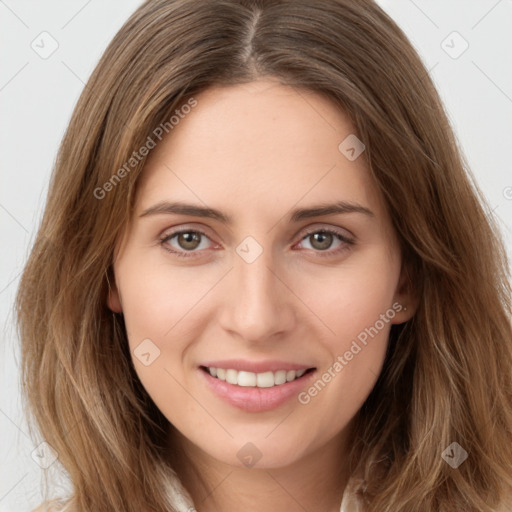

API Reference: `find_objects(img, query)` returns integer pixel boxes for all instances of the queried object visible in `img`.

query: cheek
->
[291,250,397,426]
[118,259,220,350]
[116,259,227,419]
[294,246,400,342]
[295,313,390,448]
[116,262,203,426]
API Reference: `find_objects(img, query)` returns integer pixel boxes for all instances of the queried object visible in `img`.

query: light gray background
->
[1,1,511,510]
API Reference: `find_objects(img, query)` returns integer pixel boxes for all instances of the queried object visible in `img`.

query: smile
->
[198,364,317,412]
[201,366,313,388]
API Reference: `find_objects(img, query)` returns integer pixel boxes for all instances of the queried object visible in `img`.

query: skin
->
[108,79,416,512]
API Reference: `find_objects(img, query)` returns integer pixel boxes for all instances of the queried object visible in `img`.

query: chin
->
[203,436,310,470]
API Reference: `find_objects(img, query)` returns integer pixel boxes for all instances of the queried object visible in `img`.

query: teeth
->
[226,369,238,385]
[274,370,287,385]
[206,367,310,387]
[238,371,257,387]
[257,371,274,388]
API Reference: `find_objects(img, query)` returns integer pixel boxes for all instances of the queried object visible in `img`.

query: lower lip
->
[198,367,317,412]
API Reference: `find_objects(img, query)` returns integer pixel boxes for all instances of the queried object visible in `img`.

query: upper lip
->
[200,359,316,373]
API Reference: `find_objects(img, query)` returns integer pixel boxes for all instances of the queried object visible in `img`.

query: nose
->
[218,245,296,344]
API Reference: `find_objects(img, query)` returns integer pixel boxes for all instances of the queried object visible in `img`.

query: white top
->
[37,465,512,511]
[38,467,362,511]
[163,466,363,512]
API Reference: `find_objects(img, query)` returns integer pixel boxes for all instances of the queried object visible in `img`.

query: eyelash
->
[159,227,355,259]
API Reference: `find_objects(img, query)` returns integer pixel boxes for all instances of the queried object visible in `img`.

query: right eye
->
[160,229,215,258]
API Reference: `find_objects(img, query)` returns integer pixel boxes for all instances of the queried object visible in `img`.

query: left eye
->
[294,229,354,256]
[298,230,345,252]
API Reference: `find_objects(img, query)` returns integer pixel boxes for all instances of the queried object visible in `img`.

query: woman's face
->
[109,79,413,469]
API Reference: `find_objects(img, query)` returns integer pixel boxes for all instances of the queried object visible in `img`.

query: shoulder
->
[33,500,71,512]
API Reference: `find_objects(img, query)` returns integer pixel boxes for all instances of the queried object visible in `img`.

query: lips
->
[198,359,317,412]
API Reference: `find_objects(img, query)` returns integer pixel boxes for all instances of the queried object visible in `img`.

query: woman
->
[17,0,512,511]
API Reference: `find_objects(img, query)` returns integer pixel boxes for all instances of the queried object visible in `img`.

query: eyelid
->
[159,223,216,241]
[160,222,354,241]
[298,223,355,241]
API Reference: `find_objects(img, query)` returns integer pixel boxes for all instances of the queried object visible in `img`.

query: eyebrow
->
[139,200,375,223]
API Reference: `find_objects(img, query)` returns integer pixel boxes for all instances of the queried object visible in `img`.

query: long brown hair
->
[16,0,512,510]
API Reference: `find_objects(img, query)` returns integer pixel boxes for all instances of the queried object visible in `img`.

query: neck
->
[167,425,353,512]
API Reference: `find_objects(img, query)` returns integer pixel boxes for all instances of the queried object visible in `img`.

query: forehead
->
[135,80,386,228]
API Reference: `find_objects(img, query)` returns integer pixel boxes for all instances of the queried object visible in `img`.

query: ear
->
[106,269,123,313]
[391,260,418,324]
